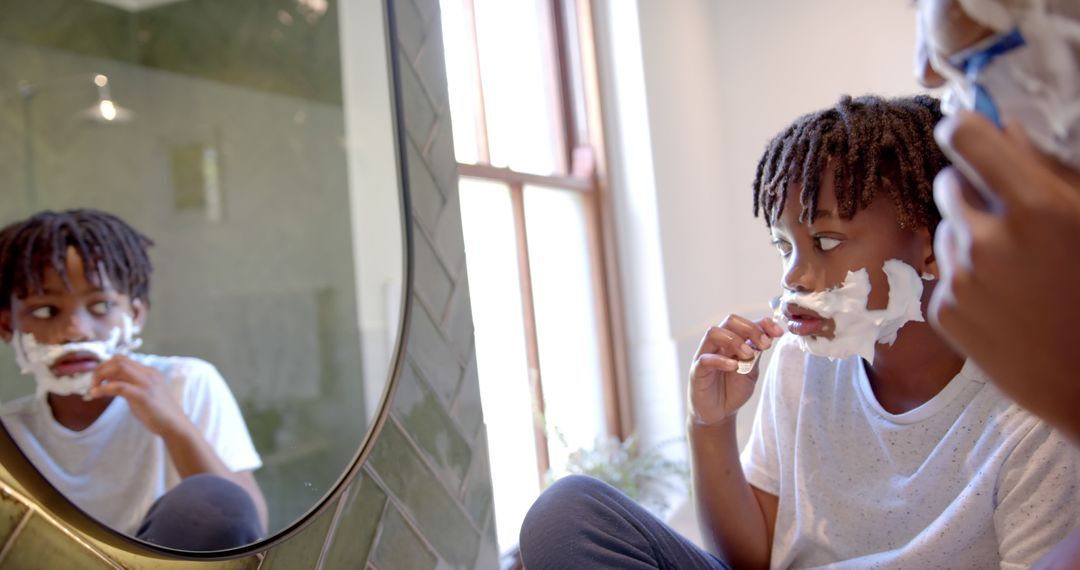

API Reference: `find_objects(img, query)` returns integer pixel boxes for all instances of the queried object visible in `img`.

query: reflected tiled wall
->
[0,0,343,104]
[0,0,496,567]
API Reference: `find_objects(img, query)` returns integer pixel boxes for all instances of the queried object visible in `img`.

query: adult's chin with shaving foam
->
[926,3,1080,170]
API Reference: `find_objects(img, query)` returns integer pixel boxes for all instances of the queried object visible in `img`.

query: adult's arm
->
[930,111,1080,441]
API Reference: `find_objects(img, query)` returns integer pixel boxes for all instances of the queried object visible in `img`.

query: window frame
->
[453,0,632,485]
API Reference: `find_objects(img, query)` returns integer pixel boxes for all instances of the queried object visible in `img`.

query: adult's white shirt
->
[742,335,1080,569]
[0,354,261,534]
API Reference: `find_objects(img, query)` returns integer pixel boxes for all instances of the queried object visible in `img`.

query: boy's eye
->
[88,301,115,316]
[772,239,793,257]
[816,237,842,251]
[29,306,56,320]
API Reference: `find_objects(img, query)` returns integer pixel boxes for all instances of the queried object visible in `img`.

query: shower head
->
[16,73,135,124]
[82,74,134,124]
[82,98,135,124]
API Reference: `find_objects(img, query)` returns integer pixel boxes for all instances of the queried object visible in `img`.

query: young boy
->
[519,95,1080,569]
[0,209,267,550]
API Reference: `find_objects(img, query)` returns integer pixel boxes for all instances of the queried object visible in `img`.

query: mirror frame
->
[0,0,413,560]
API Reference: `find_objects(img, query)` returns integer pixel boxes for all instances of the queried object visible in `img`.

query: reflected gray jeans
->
[519,475,731,570]
[136,474,263,551]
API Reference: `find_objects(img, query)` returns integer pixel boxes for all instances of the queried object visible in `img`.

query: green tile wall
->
[136,0,344,105]
[358,0,497,563]
[0,0,497,567]
[259,498,336,569]
[320,474,386,567]
[370,506,439,570]
[0,0,136,63]
[0,0,343,105]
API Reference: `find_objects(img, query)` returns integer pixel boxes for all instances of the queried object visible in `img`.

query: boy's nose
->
[782,256,818,293]
[60,312,94,343]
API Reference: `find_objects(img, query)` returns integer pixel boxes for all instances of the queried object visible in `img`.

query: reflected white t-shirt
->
[741,335,1080,569]
[0,354,261,534]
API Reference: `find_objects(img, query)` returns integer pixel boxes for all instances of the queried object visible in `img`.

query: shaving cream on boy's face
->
[14,315,142,399]
[924,4,1080,170]
[778,260,926,364]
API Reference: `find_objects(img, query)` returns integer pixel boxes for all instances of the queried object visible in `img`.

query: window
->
[441,0,628,551]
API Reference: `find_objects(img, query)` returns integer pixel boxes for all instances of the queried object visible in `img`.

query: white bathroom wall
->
[601,0,929,446]
[644,0,925,380]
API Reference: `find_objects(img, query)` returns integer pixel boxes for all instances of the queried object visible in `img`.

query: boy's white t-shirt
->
[0,354,262,534]
[741,335,1080,570]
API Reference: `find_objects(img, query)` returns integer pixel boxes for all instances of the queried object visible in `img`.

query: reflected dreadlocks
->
[0,209,153,311]
[752,94,948,231]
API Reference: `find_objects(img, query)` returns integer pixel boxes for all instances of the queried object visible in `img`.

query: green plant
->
[547,430,690,516]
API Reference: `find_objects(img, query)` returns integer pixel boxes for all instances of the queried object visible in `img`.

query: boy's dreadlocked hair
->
[752,94,948,231]
[0,209,153,311]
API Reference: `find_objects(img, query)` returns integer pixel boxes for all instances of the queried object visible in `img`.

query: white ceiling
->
[85,0,185,12]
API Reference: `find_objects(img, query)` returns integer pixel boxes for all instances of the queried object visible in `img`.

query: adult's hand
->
[931,110,1080,440]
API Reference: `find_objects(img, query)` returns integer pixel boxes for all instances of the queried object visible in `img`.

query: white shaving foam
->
[925,2,1080,170]
[778,259,925,364]
[14,315,142,399]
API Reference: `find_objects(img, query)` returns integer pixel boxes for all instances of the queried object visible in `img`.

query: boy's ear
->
[919,226,938,280]
[131,298,147,332]
[0,310,13,344]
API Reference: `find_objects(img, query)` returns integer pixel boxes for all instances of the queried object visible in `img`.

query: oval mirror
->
[0,0,405,555]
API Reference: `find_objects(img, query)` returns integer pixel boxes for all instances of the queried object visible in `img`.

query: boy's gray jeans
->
[519,475,731,570]
[136,473,262,551]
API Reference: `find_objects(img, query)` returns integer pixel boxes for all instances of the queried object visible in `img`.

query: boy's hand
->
[89,355,188,436]
[688,315,784,426]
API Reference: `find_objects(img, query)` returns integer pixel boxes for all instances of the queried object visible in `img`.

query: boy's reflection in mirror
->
[0,209,266,550]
